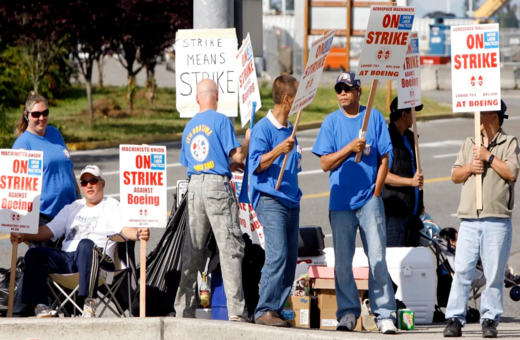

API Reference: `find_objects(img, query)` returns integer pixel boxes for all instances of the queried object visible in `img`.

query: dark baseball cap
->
[493,100,508,119]
[334,72,361,90]
[390,97,423,113]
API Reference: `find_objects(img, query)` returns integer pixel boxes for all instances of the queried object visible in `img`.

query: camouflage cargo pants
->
[174,174,246,318]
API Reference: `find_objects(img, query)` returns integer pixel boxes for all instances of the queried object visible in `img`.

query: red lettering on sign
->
[122,171,164,186]
[453,52,498,70]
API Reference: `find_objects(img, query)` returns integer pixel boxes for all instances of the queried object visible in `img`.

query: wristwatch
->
[488,154,495,164]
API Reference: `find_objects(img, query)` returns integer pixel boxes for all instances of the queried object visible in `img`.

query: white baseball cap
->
[80,165,103,180]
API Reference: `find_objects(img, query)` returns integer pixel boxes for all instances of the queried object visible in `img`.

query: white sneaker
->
[378,319,397,334]
[83,298,97,318]
[34,304,53,318]
[229,315,249,322]
[337,313,357,331]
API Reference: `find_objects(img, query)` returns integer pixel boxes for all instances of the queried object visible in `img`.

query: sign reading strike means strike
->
[119,145,167,229]
[357,6,415,82]
[290,30,335,116]
[176,28,238,118]
[236,33,262,128]
[398,31,421,109]
[0,149,43,234]
[451,24,501,113]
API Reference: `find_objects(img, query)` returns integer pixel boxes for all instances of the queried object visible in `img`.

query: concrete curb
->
[65,113,473,151]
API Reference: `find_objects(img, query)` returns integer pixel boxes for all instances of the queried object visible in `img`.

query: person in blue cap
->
[312,72,397,334]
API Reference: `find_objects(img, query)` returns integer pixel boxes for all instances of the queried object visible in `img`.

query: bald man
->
[175,79,250,321]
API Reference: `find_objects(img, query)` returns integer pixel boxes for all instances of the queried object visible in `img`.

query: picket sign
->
[236,33,262,128]
[230,172,265,248]
[175,28,238,118]
[450,23,501,210]
[355,5,415,162]
[397,31,422,177]
[0,150,43,316]
[275,30,336,190]
[119,144,167,317]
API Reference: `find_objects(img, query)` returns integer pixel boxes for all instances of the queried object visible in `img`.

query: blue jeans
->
[330,195,396,323]
[254,194,300,320]
[446,218,512,325]
[385,215,410,247]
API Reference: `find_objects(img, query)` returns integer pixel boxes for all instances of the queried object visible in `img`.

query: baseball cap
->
[496,100,508,119]
[335,72,361,90]
[80,165,103,180]
[390,97,424,114]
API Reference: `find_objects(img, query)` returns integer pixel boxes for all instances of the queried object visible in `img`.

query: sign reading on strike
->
[119,145,167,229]
[290,30,335,116]
[357,6,415,82]
[0,149,43,234]
[176,28,238,118]
[236,33,262,127]
[230,172,265,249]
[451,24,501,112]
[398,31,422,109]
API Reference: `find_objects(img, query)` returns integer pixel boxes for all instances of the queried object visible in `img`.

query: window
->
[269,0,294,13]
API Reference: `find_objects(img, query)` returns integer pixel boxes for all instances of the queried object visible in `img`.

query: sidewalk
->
[2,318,520,340]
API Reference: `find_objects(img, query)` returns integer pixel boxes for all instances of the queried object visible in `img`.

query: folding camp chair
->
[47,234,136,317]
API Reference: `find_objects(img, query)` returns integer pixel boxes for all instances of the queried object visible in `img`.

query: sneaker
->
[378,319,397,334]
[443,318,462,337]
[337,313,356,331]
[229,315,249,322]
[254,311,290,327]
[482,319,498,338]
[82,298,97,318]
[34,304,53,318]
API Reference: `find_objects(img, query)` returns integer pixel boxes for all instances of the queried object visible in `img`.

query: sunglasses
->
[335,85,358,94]
[80,178,100,187]
[27,109,50,119]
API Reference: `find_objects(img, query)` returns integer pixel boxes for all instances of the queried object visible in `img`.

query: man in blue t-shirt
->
[175,79,250,322]
[248,75,302,327]
[312,72,397,334]
[383,97,425,247]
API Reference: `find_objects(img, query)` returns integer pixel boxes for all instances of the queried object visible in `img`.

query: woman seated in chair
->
[10,165,150,318]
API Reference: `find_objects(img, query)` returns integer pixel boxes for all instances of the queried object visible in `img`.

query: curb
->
[65,113,473,151]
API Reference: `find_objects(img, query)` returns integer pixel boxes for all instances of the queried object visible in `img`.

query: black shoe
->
[482,319,498,338]
[443,318,462,337]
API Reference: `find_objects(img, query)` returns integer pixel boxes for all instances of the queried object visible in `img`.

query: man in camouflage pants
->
[174,79,251,321]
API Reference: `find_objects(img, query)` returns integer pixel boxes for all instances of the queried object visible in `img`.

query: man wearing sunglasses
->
[11,165,150,318]
[312,72,397,334]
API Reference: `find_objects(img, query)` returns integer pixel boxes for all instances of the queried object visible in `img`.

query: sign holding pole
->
[356,5,415,162]
[275,30,336,190]
[450,23,501,210]
[236,33,262,128]
[0,150,43,316]
[398,31,422,175]
[175,28,238,118]
[119,145,167,317]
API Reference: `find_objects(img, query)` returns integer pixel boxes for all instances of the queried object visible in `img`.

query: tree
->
[114,0,192,109]
[2,0,72,92]
[497,0,519,28]
[67,0,118,119]
[463,0,480,14]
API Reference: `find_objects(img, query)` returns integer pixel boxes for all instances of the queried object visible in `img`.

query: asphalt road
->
[2,90,520,319]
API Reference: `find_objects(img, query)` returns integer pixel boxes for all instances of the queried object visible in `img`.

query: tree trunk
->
[32,79,39,93]
[145,63,156,105]
[97,55,104,88]
[86,80,94,120]
[126,75,136,112]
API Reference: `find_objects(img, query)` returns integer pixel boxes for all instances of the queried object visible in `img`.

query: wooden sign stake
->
[275,110,303,191]
[411,107,423,190]
[140,239,146,317]
[355,79,379,163]
[7,242,18,317]
[475,111,483,210]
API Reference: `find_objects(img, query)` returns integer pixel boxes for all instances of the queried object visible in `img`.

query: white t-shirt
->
[47,197,124,260]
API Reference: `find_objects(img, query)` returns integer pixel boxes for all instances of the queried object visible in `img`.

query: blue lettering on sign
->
[246,44,253,61]
[411,38,419,54]
[398,15,414,30]
[484,31,499,49]
[28,159,42,176]
[151,154,165,171]
[324,37,333,54]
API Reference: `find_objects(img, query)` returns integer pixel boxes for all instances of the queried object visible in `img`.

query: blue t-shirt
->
[389,134,419,215]
[312,106,392,211]
[180,110,240,179]
[248,115,302,210]
[12,126,77,218]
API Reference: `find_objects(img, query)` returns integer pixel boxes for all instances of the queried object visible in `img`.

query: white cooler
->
[352,247,436,324]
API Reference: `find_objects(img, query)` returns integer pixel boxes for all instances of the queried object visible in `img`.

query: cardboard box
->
[308,266,370,280]
[283,296,311,328]
[312,278,368,331]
